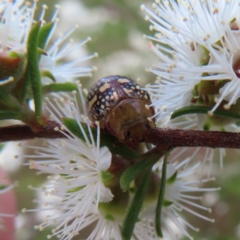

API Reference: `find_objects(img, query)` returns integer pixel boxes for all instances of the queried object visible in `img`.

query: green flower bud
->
[194,80,228,97]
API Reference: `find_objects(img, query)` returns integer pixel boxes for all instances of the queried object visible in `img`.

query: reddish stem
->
[0,122,65,142]
[145,127,240,149]
[1,124,240,150]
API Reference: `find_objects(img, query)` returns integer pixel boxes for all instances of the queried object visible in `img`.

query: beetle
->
[86,75,155,142]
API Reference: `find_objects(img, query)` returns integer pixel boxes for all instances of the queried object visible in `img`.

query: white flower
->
[22,86,221,239]
[39,205,123,240]
[36,4,96,83]
[144,40,202,120]
[0,0,29,52]
[22,87,113,239]
[26,157,218,240]
[136,159,220,240]
[0,0,95,85]
[66,209,123,240]
[141,0,240,121]
[142,0,238,45]
[38,5,97,83]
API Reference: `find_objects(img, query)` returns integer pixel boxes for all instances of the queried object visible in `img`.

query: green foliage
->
[37,22,54,52]
[171,105,240,121]
[26,21,42,123]
[0,110,23,120]
[166,171,177,184]
[101,170,114,181]
[42,82,78,94]
[122,166,152,240]
[120,157,158,191]
[155,152,169,237]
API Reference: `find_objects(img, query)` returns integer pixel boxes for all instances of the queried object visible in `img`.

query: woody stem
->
[1,124,240,149]
[145,127,240,149]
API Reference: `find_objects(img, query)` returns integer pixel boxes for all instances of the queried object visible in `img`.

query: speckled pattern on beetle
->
[86,75,155,142]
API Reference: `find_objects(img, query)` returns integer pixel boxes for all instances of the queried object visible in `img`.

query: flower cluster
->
[22,88,114,239]
[0,0,238,240]
[141,0,240,123]
[21,87,218,239]
[140,0,240,173]
[0,0,95,86]
[136,159,219,240]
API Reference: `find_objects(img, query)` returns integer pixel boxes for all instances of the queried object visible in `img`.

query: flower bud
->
[192,80,228,103]
[0,50,26,91]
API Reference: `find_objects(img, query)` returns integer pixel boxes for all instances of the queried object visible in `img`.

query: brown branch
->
[145,127,240,149]
[1,124,240,150]
[0,123,66,142]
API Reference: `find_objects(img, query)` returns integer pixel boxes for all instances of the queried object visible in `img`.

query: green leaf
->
[171,105,240,120]
[20,70,31,103]
[26,21,42,123]
[38,22,54,54]
[42,82,78,94]
[37,47,47,56]
[63,118,139,159]
[163,199,173,207]
[37,22,53,63]
[167,171,177,184]
[120,158,156,191]
[101,171,113,181]
[0,110,22,120]
[41,70,56,83]
[121,166,152,240]
[0,91,35,122]
[155,152,169,238]
[0,89,22,109]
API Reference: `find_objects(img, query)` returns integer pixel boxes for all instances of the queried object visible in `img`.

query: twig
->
[1,124,240,150]
[145,127,240,149]
[0,123,65,142]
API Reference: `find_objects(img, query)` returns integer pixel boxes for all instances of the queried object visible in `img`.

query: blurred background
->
[1,0,240,239]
